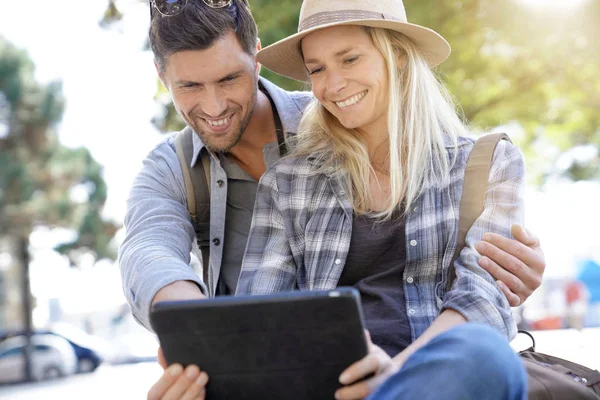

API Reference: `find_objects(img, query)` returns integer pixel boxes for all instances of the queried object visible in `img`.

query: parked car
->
[0,334,78,384]
[106,333,159,365]
[47,323,108,373]
[0,324,108,374]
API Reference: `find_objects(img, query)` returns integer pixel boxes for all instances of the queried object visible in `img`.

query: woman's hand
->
[147,347,209,400]
[334,333,399,400]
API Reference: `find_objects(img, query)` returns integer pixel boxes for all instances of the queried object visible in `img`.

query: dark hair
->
[150,0,258,73]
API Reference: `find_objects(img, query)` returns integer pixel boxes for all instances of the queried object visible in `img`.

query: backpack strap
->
[175,128,211,285]
[446,132,512,291]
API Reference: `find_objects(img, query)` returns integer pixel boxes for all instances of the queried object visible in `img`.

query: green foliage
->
[0,37,118,263]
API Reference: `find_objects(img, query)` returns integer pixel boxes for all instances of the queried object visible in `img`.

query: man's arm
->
[119,137,207,330]
[442,140,526,339]
[477,224,545,307]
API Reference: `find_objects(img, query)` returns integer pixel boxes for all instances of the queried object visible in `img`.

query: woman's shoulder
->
[452,134,522,157]
[269,152,325,176]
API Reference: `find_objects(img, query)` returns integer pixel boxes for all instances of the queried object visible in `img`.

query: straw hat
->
[257,0,451,82]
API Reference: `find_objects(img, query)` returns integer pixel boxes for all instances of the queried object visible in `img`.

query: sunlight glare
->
[517,0,591,10]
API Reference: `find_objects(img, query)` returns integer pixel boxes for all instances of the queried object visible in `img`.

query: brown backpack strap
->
[175,128,211,285]
[446,133,512,291]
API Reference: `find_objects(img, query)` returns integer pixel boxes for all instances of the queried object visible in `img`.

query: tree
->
[102,0,600,184]
[0,37,118,380]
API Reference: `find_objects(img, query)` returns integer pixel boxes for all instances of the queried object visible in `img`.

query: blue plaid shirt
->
[237,136,525,341]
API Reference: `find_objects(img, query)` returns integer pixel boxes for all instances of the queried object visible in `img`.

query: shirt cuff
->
[129,260,207,331]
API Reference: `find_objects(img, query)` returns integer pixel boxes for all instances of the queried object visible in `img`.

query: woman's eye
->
[344,56,360,64]
[308,67,324,75]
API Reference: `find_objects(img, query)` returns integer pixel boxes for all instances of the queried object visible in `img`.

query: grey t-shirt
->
[218,141,282,293]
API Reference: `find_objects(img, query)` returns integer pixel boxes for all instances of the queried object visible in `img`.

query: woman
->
[235,0,528,399]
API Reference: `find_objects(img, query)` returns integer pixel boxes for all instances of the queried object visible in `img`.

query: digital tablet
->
[150,287,369,400]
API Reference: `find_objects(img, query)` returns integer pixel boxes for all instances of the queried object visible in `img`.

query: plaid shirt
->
[237,136,525,341]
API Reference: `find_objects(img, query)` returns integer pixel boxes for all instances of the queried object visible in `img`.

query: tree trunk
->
[19,236,33,382]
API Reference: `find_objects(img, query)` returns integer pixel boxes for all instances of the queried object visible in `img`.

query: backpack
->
[175,127,211,284]
[453,132,600,400]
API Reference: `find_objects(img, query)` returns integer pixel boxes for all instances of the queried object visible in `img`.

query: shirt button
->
[217,179,225,187]
[408,309,416,315]
[410,239,417,247]
[334,259,342,265]
[212,238,221,246]
[407,277,414,283]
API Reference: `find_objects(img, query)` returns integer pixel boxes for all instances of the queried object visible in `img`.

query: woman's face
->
[302,25,389,135]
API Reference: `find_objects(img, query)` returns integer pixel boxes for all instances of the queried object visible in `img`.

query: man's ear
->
[154,61,168,89]
[254,38,262,76]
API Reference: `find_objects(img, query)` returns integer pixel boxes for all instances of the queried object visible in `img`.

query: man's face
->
[161,31,259,153]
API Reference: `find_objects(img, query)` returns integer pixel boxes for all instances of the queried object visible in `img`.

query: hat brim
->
[257,19,451,82]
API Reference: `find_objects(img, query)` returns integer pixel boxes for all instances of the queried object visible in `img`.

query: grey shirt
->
[218,141,282,293]
[119,78,313,330]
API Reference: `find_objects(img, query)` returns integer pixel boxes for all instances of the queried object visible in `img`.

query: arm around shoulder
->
[442,140,526,340]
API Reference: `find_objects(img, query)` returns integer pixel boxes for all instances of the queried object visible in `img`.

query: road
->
[0,362,163,400]
[1,328,598,400]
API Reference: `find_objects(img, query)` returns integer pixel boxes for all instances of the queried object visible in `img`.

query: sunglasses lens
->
[155,0,186,16]
[203,0,233,8]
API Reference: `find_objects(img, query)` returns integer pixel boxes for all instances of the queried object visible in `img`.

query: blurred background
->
[0,0,599,398]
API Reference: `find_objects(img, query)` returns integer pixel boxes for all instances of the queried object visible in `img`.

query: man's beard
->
[193,90,257,154]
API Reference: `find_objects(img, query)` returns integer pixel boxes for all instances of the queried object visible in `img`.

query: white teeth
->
[206,117,230,126]
[336,91,367,108]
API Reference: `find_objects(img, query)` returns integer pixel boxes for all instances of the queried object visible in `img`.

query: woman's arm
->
[334,309,466,400]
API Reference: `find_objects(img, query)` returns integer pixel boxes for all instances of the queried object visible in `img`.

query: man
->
[118,0,545,397]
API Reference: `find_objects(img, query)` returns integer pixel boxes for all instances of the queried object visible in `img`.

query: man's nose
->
[202,87,228,118]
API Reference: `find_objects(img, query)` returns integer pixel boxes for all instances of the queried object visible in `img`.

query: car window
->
[34,344,52,352]
[0,347,23,358]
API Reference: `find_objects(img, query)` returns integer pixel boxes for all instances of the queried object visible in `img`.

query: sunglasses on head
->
[149,0,247,19]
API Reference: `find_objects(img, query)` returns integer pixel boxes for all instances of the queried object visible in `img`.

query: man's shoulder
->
[148,131,178,154]
[138,131,182,176]
[261,77,313,106]
[259,77,313,133]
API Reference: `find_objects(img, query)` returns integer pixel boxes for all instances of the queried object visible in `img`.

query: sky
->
[0,0,599,321]
[0,0,164,224]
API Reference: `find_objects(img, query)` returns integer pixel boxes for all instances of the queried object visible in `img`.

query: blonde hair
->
[292,27,468,220]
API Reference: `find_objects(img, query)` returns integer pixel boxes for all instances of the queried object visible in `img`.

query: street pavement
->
[1,328,598,400]
[0,362,163,400]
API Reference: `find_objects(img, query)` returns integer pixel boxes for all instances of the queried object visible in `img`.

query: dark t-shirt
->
[338,213,412,357]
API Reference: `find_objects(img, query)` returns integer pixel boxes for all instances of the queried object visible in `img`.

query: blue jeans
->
[368,323,527,400]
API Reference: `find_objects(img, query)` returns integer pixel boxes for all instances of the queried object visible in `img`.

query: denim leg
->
[367,323,527,400]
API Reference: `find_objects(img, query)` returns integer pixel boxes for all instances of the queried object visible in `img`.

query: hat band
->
[299,10,402,32]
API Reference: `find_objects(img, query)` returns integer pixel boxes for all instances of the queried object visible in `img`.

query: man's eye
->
[308,67,323,75]
[181,83,197,88]
[222,75,238,82]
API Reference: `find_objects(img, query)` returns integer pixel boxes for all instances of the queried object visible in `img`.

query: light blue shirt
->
[118,78,313,330]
